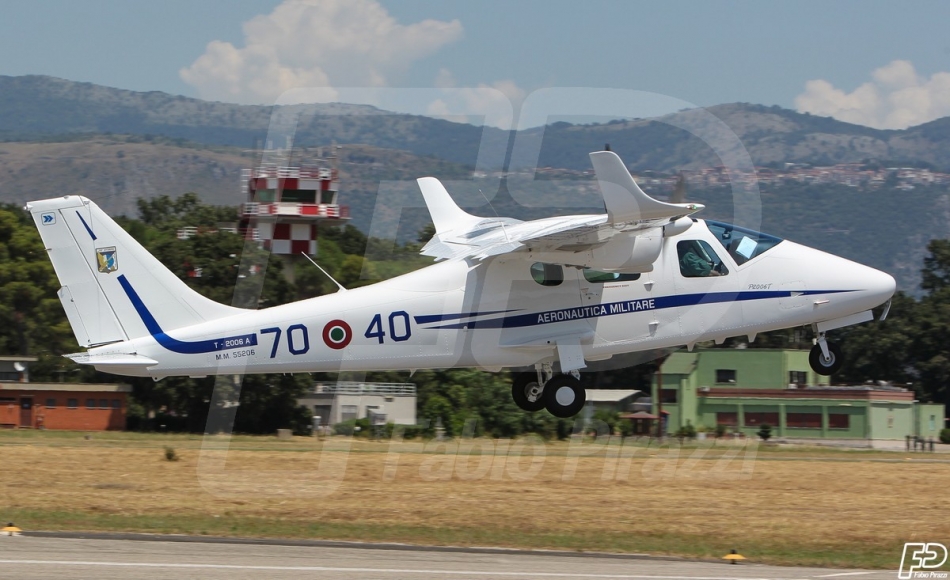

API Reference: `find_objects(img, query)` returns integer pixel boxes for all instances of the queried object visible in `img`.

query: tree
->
[0,206,77,379]
[921,239,950,292]
[835,293,917,385]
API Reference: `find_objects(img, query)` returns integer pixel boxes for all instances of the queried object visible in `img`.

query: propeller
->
[670,171,688,204]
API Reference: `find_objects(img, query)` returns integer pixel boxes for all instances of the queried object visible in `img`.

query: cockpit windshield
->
[704,220,783,266]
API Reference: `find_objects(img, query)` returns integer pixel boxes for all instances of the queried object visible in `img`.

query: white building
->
[298,382,417,428]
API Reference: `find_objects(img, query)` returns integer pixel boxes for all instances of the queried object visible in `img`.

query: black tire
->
[511,372,545,412]
[542,375,587,418]
[809,341,843,375]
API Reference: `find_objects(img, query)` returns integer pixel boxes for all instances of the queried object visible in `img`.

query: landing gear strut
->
[510,365,587,418]
[809,333,842,375]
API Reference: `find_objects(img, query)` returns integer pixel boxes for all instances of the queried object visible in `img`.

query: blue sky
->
[2,0,950,128]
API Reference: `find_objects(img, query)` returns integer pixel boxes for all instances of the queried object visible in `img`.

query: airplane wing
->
[418,151,703,264]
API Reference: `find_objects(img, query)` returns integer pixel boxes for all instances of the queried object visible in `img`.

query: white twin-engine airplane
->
[27,151,895,418]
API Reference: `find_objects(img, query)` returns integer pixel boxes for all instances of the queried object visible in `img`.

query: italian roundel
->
[322,320,352,349]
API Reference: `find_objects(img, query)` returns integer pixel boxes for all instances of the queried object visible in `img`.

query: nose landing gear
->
[809,333,843,375]
[511,365,587,418]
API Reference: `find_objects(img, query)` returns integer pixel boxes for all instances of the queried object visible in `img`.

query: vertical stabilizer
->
[590,151,703,223]
[26,196,243,347]
[416,177,482,234]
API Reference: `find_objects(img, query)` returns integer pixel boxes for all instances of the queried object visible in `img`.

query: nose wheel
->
[809,335,842,375]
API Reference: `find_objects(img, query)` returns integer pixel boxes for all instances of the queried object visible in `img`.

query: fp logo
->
[899,543,948,579]
[41,212,55,225]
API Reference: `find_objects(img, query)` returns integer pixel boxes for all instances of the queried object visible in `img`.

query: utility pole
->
[656,360,663,439]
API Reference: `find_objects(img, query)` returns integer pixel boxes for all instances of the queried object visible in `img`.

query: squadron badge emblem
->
[96,247,118,273]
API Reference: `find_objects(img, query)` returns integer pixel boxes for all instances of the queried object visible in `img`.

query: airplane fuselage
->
[86,219,895,379]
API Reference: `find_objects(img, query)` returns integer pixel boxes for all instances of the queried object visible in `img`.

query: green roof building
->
[652,349,945,441]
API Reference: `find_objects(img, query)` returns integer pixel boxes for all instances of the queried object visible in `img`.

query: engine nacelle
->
[526,230,662,273]
[663,216,693,238]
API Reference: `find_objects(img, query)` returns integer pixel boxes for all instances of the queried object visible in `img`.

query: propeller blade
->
[670,172,687,204]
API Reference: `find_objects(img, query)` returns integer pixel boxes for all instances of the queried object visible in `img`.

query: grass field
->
[1,429,948,569]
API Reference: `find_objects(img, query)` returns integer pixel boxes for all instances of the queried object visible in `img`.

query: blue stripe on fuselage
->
[423,289,856,330]
[117,275,256,354]
[413,309,515,325]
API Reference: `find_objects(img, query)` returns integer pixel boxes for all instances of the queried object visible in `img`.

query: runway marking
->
[0,560,769,579]
[814,574,875,578]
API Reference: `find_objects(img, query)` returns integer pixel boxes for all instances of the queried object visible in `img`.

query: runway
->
[0,534,895,580]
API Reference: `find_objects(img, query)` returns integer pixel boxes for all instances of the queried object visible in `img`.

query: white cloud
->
[426,69,525,129]
[795,60,950,129]
[180,0,462,104]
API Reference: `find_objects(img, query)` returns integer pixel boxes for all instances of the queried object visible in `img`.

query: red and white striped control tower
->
[238,161,350,255]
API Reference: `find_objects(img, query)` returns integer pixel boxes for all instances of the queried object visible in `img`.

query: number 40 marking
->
[364,311,411,344]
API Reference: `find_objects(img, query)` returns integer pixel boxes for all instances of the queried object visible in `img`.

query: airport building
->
[298,381,417,428]
[651,349,945,441]
[0,356,131,431]
[583,389,643,415]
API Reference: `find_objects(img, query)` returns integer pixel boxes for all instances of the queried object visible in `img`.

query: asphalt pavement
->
[0,533,897,580]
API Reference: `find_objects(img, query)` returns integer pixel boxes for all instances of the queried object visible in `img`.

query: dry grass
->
[1,431,947,569]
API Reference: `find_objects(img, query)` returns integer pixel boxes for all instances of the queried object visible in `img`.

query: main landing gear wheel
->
[511,372,546,412]
[542,375,587,418]
[809,341,843,375]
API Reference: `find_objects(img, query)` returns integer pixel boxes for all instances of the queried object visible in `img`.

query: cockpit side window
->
[530,262,564,286]
[705,220,783,266]
[677,240,729,278]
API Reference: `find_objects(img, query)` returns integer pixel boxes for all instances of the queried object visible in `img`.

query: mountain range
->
[5,75,950,171]
[1,75,949,293]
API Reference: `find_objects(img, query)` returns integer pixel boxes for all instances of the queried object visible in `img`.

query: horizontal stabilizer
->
[65,352,158,366]
[590,151,703,224]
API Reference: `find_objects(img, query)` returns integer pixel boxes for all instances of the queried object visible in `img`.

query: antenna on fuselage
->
[300,252,347,293]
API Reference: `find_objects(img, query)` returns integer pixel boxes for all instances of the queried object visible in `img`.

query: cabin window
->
[86,399,96,409]
[530,263,564,287]
[677,240,728,278]
[715,369,737,383]
[45,398,56,408]
[582,269,641,283]
[705,220,783,266]
[67,398,78,409]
